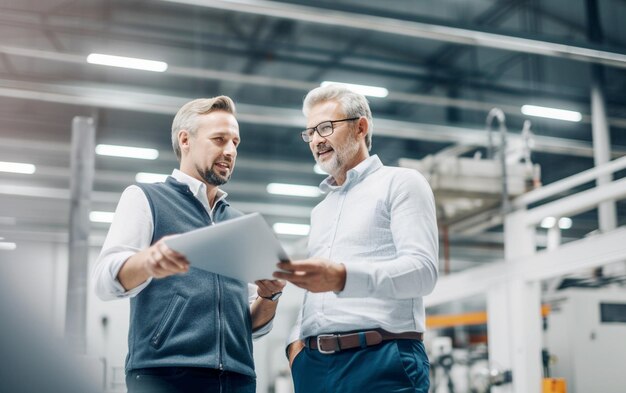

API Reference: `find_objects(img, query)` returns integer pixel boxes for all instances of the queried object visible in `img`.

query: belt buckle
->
[316,334,339,354]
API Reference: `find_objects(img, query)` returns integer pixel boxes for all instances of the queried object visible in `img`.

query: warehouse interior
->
[0,0,625,392]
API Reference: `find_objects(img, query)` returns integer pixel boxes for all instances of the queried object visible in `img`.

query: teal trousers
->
[291,339,430,393]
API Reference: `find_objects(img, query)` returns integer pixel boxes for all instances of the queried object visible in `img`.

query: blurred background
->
[0,1,625,392]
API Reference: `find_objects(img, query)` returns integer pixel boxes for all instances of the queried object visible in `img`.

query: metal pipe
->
[486,108,510,213]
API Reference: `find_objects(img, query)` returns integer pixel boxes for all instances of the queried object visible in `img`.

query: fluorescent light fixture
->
[540,216,556,229]
[96,144,159,160]
[558,217,572,229]
[89,211,115,223]
[313,164,328,175]
[0,242,17,251]
[136,172,169,183]
[86,53,168,72]
[273,223,310,236]
[0,161,36,174]
[321,81,388,98]
[267,183,321,198]
[521,105,582,122]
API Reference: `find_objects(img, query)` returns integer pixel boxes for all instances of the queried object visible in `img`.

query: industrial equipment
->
[399,109,540,227]
[543,287,626,393]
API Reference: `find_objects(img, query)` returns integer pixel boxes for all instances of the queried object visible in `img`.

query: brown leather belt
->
[306,329,423,354]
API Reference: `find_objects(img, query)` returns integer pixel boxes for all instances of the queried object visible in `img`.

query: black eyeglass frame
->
[300,117,360,142]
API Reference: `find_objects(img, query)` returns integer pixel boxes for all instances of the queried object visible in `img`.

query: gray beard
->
[316,136,360,176]
[197,166,229,186]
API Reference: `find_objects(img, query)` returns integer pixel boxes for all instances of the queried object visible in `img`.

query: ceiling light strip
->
[87,53,168,72]
[89,211,115,223]
[95,144,159,160]
[267,183,321,198]
[0,161,36,174]
[521,105,582,122]
[273,222,310,236]
[321,81,388,98]
[136,172,169,183]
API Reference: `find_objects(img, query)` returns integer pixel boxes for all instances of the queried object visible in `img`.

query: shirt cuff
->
[252,318,273,340]
[337,262,373,298]
[109,252,152,298]
[114,277,152,298]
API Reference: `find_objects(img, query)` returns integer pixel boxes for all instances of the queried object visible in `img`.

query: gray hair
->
[171,96,236,160]
[302,84,373,150]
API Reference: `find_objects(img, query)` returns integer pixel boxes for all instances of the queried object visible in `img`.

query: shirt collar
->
[171,169,228,205]
[319,155,382,193]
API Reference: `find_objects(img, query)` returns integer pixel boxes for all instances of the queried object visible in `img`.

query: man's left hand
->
[255,279,286,299]
[273,258,346,293]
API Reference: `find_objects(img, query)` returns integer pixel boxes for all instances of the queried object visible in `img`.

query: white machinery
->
[400,153,539,221]
[543,287,626,393]
[399,109,540,226]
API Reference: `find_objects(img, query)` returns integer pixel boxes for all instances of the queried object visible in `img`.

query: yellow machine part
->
[542,378,566,393]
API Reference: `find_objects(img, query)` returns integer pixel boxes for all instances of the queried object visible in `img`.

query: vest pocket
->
[150,293,187,349]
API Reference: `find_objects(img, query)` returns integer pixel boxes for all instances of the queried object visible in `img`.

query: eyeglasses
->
[301,117,359,143]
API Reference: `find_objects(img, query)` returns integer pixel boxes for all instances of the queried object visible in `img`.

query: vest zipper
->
[189,191,224,371]
[217,274,224,371]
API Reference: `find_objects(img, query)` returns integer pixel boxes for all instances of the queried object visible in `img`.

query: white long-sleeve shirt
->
[289,155,438,342]
[92,169,271,337]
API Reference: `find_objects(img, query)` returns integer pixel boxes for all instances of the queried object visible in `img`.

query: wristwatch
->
[261,291,283,302]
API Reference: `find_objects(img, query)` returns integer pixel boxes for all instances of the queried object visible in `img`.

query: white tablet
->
[164,213,290,283]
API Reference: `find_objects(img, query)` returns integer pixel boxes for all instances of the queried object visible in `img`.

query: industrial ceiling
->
[0,0,625,270]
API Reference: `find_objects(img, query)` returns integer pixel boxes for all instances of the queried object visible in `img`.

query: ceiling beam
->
[0,137,320,175]
[2,45,626,129]
[0,184,314,219]
[1,78,625,158]
[159,0,626,69]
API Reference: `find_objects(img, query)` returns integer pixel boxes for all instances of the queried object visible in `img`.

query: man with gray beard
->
[274,85,438,393]
[93,96,284,393]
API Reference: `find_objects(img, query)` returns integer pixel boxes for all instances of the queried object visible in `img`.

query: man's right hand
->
[142,236,189,278]
[287,340,305,368]
[118,236,189,291]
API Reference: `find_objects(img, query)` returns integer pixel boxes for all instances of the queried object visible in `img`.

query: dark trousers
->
[291,339,430,393]
[126,367,255,393]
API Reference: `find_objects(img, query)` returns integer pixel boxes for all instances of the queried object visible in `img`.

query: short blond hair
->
[171,96,236,160]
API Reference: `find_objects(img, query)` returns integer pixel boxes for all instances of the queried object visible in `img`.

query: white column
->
[487,283,513,393]
[590,83,617,233]
[508,279,543,393]
[65,116,95,354]
[487,209,542,393]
